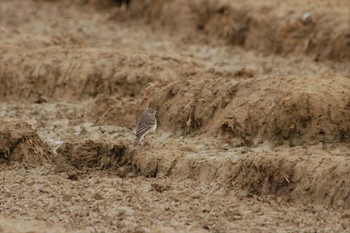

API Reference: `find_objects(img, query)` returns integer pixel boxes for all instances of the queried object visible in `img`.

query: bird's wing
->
[136,116,156,137]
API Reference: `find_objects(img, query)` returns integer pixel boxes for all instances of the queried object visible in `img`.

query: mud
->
[126,0,350,61]
[1,0,350,232]
[143,73,350,146]
[0,119,54,169]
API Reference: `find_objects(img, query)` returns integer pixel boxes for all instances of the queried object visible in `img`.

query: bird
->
[134,107,157,146]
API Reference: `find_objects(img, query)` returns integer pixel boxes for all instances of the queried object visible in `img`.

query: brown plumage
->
[134,108,157,146]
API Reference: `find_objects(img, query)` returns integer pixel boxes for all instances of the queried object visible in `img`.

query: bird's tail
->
[134,137,140,146]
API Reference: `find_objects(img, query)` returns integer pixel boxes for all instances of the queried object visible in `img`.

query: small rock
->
[93,192,104,200]
[39,187,50,194]
[301,12,312,24]
[341,211,350,219]
[151,183,169,193]
[67,172,78,181]
[62,194,73,202]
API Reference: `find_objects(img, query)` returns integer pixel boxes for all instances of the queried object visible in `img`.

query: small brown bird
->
[134,108,157,146]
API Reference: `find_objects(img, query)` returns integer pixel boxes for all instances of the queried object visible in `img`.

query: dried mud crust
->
[52,137,350,210]
[126,0,350,61]
[0,47,201,102]
[0,217,66,233]
[144,73,350,146]
[232,148,350,210]
[132,145,350,210]
[0,0,350,232]
[0,119,54,169]
[56,138,134,172]
[87,94,139,127]
[3,166,348,233]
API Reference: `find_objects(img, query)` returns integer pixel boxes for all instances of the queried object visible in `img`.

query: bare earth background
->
[0,0,350,232]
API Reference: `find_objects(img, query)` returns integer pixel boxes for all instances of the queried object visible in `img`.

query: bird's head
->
[146,107,157,116]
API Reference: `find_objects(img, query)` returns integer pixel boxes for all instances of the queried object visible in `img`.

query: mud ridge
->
[54,139,350,210]
[55,139,134,172]
[0,48,199,101]
[142,74,350,146]
[126,0,350,62]
[130,145,350,210]
[0,119,54,169]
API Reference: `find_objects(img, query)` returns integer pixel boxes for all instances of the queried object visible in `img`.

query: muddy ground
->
[0,0,350,232]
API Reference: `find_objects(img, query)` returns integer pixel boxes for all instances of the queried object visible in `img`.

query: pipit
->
[134,108,157,146]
